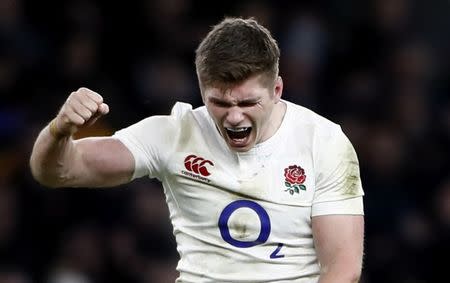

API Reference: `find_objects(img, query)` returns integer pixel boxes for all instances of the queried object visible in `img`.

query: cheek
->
[253,109,270,125]
[208,106,226,122]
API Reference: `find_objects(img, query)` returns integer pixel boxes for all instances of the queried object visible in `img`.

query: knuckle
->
[75,118,85,125]
[67,93,80,104]
[86,100,96,109]
[85,110,94,119]
[70,91,80,98]
[93,93,103,104]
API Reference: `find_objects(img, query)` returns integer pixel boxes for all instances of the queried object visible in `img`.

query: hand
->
[52,87,110,137]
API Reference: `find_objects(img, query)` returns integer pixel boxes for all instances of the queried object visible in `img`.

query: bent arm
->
[312,214,364,283]
[30,87,136,188]
[30,125,135,188]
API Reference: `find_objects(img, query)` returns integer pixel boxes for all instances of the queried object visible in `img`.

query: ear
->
[273,76,283,103]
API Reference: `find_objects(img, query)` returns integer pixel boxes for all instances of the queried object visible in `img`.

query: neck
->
[260,101,287,143]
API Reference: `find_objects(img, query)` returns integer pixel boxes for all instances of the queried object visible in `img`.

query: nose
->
[225,106,244,126]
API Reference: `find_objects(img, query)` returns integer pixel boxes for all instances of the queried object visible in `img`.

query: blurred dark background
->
[1,0,449,282]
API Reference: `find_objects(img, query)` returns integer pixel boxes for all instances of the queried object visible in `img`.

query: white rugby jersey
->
[113,100,364,283]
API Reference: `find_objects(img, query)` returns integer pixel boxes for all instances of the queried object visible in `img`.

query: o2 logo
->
[218,200,284,258]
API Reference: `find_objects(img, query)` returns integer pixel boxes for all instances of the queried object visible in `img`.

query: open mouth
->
[225,127,252,141]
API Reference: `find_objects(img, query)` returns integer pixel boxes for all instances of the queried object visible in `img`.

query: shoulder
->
[172,101,210,125]
[117,102,207,135]
[285,102,359,167]
[170,101,194,118]
[284,100,343,142]
[112,101,211,178]
[172,102,211,134]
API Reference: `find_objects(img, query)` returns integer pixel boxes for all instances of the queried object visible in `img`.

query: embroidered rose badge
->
[284,165,307,195]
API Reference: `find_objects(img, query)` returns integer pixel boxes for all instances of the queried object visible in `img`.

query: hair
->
[195,17,280,91]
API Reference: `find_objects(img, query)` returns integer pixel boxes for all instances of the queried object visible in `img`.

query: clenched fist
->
[51,87,109,137]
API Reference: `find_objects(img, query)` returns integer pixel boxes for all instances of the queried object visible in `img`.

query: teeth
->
[226,127,249,132]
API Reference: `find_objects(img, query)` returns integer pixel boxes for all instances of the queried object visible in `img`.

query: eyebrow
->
[208,96,261,106]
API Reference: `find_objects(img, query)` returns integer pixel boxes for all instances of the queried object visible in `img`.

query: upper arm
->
[70,137,135,187]
[313,126,364,204]
[311,125,365,281]
[311,126,365,264]
[312,214,364,281]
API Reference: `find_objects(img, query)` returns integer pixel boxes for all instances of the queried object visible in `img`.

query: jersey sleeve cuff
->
[112,134,148,180]
[311,196,364,216]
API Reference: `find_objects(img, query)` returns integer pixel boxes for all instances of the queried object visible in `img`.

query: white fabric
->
[113,100,364,282]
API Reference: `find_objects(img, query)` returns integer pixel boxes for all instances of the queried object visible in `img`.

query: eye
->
[213,100,231,108]
[238,101,258,107]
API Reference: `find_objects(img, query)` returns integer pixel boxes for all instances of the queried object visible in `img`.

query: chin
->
[230,146,252,152]
[227,140,255,152]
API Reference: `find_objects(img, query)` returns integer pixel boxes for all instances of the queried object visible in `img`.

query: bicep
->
[312,215,364,273]
[72,137,135,187]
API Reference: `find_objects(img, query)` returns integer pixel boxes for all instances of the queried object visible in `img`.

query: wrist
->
[49,118,66,139]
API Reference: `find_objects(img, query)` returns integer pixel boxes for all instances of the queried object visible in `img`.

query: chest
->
[165,148,316,207]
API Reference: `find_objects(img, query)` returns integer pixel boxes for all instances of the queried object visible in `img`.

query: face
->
[203,74,283,152]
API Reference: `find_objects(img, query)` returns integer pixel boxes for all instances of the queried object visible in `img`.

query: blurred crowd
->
[1,0,449,282]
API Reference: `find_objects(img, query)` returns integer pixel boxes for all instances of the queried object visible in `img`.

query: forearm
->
[30,122,78,187]
[318,264,361,283]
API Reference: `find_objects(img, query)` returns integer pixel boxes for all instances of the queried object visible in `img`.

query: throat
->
[259,101,287,143]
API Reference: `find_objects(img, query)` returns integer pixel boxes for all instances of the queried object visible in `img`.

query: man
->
[30,17,364,282]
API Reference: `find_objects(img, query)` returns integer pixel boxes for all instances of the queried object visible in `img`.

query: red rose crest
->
[284,165,307,195]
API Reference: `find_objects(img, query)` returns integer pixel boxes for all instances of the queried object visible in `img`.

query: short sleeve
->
[311,126,364,216]
[113,102,192,180]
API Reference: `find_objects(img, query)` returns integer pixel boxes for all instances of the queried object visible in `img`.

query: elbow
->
[29,156,68,188]
[31,172,69,189]
[30,165,59,188]
[34,176,62,188]
[29,156,47,186]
